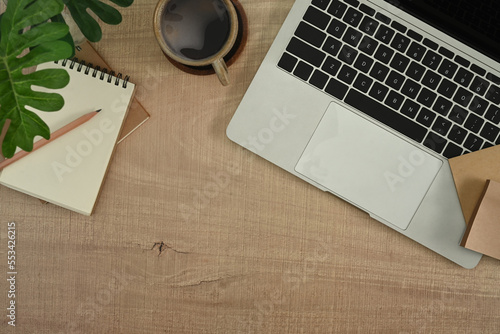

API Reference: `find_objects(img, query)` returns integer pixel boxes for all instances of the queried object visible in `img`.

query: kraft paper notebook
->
[0,61,136,215]
[449,145,500,259]
[449,145,500,225]
[460,179,500,260]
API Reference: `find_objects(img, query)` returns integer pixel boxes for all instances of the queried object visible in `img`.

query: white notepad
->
[0,61,135,215]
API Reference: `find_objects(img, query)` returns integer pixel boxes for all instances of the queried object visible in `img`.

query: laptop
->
[227,0,500,268]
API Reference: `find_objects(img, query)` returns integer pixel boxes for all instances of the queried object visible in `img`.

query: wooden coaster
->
[164,0,248,76]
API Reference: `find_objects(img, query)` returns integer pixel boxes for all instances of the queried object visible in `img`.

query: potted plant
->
[0,0,134,159]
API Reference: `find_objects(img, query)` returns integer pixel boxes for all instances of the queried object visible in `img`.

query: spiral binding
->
[55,58,130,88]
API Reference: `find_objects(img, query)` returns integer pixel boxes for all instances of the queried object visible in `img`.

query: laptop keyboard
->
[277,0,500,159]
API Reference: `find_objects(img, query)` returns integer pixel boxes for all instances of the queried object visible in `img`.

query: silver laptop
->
[227,0,500,268]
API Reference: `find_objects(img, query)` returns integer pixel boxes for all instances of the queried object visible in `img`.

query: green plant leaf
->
[64,0,134,42]
[50,13,76,59]
[0,0,73,158]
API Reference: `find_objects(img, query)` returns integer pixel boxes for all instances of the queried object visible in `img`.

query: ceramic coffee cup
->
[153,0,239,86]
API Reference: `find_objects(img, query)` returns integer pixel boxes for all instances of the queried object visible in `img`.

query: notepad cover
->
[449,145,500,225]
[0,61,135,215]
[460,179,500,260]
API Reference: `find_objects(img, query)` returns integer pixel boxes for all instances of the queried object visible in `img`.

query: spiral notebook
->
[0,60,136,215]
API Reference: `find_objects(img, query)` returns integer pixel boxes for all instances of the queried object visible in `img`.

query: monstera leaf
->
[64,0,134,42]
[0,0,73,158]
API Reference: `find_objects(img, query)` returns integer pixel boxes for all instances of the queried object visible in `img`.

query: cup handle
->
[212,58,230,86]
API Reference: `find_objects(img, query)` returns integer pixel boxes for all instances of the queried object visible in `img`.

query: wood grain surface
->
[1,1,499,333]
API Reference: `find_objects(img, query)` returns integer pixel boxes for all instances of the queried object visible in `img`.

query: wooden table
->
[1,1,499,333]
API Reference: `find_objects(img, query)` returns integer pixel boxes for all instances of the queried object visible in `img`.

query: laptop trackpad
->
[295,103,443,230]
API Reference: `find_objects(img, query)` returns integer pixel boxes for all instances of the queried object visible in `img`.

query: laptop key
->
[345,89,427,143]
[438,58,458,79]
[343,0,359,7]
[463,133,483,151]
[369,62,389,82]
[310,70,330,89]
[433,96,452,116]
[421,71,442,90]
[325,77,349,99]
[407,42,426,62]
[322,56,342,76]
[323,37,343,57]
[354,53,373,73]
[338,65,358,85]
[328,1,347,18]
[487,73,500,85]
[327,18,347,38]
[432,116,452,135]
[464,113,484,133]
[422,50,442,70]
[401,78,421,99]
[343,27,363,47]
[470,64,487,77]
[485,85,500,105]
[374,25,395,44]
[449,105,468,125]
[294,61,314,81]
[469,96,488,116]
[353,73,373,93]
[423,132,446,153]
[389,53,410,73]
[448,125,467,144]
[286,37,326,67]
[278,53,298,72]
[295,22,326,47]
[437,78,457,98]
[384,90,405,110]
[375,12,391,24]
[359,16,379,35]
[417,88,437,108]
[338,45,358,65]
[438,46,454,59]
[407,29,423,42]
[390,33,411,53]
[454,55,470,68]
[416,108,436,127]
[312,0,331,11]
[391,21,407,33]
[303,6,332,30]
[406,61,425,81]
[480,122,500,142]
[343,7,363,27]
[374,44,394,64]
[453,87,473,107]
[386,71,405,90]
[422,38,438,51]
[485,105,500,124]
[470,77,490,96]
[454,68,474,87]
[358,36,378,56]
[359,3,375,16]
[401,99,420,118]
[443,142,462,159]
[369,81,389,101]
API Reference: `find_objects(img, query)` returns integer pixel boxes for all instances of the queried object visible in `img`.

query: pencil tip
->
[96,109,102,113]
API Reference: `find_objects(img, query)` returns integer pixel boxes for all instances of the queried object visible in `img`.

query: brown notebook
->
[460,179,500,260]
[449,145,500,225]
[75,41,149,143]
[449,146,500,259]
[0,42,149,163]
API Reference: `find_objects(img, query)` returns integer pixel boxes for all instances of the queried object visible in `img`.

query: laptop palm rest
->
[295,103,443,230]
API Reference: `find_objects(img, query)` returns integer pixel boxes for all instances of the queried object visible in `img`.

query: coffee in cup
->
[153,0,239,86]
